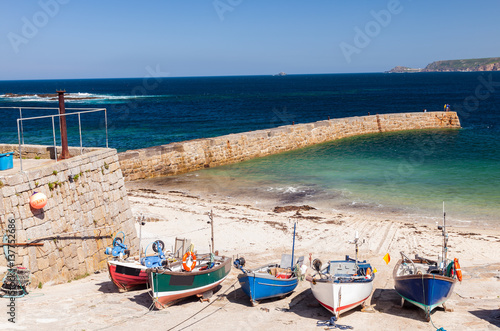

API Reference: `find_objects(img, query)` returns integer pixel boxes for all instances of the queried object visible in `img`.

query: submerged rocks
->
[273,205,316,213]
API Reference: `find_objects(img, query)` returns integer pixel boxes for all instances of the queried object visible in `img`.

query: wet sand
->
[3,183,500,330]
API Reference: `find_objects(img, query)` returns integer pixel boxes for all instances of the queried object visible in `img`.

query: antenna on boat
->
[437,201,449,269]
[138,214,145,259]
[291,221,297,270]
[208,210,215,254]
[349,231,360,270]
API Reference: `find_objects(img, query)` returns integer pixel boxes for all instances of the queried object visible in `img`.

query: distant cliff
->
[387,57,500,73]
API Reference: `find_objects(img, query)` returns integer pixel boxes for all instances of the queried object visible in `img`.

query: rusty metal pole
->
[57,90,70,160]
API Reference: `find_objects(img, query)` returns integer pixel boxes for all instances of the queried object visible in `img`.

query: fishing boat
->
[234,255,305,305]
[107,259,149,292]
[234,222,304,305]
[106,230,172,292]
[148,253,232,309]
[306,232,375,319]
[393,205,462,321]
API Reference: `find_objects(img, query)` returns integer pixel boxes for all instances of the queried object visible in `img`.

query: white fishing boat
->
[306,232,375,318]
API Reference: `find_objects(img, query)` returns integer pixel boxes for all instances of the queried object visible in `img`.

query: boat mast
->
[440,202,449,268]
[138,215,145,260]
[354,231,359,270]
[291,221,296,270]
[209,210,215,254]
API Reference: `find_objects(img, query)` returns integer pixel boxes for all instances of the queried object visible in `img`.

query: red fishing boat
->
[107,259,148,292]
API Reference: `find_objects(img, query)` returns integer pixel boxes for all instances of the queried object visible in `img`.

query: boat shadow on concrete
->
[469,309,500,328]
[275,287,450,323]
[224,285,336,320]
[96,281,122,294]
[370,288,448,322]
[95,280,153,309]
[223,285,262,307]
[286,288,362,321]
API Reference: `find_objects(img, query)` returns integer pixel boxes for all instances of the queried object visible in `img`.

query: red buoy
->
[30,192,47,209]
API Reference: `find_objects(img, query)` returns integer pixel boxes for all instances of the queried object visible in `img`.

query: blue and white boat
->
[234,222,303,305]
[393,205,462,321]
[234,255,303,305]
[393,253,458,321]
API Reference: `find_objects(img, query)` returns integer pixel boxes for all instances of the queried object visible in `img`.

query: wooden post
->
[57,90,70,160]
[209,210,214,254]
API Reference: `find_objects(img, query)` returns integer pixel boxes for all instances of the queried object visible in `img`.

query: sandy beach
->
[4,182,500,331]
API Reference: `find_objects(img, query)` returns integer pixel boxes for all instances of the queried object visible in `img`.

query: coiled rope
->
[316,316,353,330]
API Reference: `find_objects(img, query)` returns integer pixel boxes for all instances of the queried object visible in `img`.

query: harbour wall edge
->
[118,112,461,181]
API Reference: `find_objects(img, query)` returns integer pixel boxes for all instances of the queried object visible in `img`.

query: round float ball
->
[30,192,47,209]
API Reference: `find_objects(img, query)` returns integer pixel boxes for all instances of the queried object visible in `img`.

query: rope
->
[316,316,353,330]
[166,279,238,331]
[428,274,447,331]
[177,301,230,331]
[29,225,115,242]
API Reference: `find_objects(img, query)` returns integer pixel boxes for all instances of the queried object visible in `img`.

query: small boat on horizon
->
[306,232,375,319]
[393,204,462,321]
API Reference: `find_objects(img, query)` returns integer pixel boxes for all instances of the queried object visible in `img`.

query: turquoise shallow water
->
[171,128,500,225]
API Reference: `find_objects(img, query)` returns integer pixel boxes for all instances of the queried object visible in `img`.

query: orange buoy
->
[30,192,47,209]
[454,258,462,282]
[182,251,197,271]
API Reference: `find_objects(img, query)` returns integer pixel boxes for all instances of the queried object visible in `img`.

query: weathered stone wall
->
[0,147,138,286]
[119,112,461,181]
[0,144,99,159]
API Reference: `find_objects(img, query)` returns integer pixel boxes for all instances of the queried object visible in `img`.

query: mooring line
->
[167,279,238,331]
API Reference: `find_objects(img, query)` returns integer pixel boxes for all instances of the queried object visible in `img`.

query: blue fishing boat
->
[393,205,462,321]
[234,256,303,305]
[234,222,303,305]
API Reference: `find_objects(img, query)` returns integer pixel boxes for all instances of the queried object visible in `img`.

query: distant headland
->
[387,57,500,73]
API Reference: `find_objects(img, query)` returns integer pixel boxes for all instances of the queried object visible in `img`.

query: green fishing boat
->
[149,253,231,308]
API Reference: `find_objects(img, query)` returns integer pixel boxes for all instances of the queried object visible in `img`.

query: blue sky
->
[1,0,499,80]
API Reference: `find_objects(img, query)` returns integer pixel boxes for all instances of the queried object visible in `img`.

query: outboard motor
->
[233,257,246,270]
[141,240,166,268]
[105,232,130,258]
[313,258,322,272]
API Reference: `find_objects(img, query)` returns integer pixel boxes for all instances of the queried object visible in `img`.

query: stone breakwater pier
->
[118,111,461,181]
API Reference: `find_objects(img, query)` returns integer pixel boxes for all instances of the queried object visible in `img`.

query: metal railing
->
[1,107,108,171]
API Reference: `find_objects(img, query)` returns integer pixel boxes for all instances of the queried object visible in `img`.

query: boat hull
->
[107,260,148,292]
[149,256,231,309]
[308,259,374,317]
[310,277,373,316]
[238,271,298,303]
[394,259,457,315]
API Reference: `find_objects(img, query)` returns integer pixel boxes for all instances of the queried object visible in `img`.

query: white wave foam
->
[0,92,162,103]
[284,187,298,193]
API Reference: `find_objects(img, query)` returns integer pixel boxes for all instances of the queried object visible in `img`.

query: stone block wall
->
[0,146,139,286]
[119,111,461,181]
[0,144,99,159]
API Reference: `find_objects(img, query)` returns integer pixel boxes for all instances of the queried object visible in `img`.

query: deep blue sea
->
[1,73,499,225]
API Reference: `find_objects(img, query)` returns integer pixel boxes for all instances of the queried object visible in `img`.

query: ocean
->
[1,73,499,225]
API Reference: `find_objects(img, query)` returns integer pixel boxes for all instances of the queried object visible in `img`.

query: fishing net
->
[1,267,31,298]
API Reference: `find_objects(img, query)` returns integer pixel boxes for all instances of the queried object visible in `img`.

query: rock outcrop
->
[387,57,500,73]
